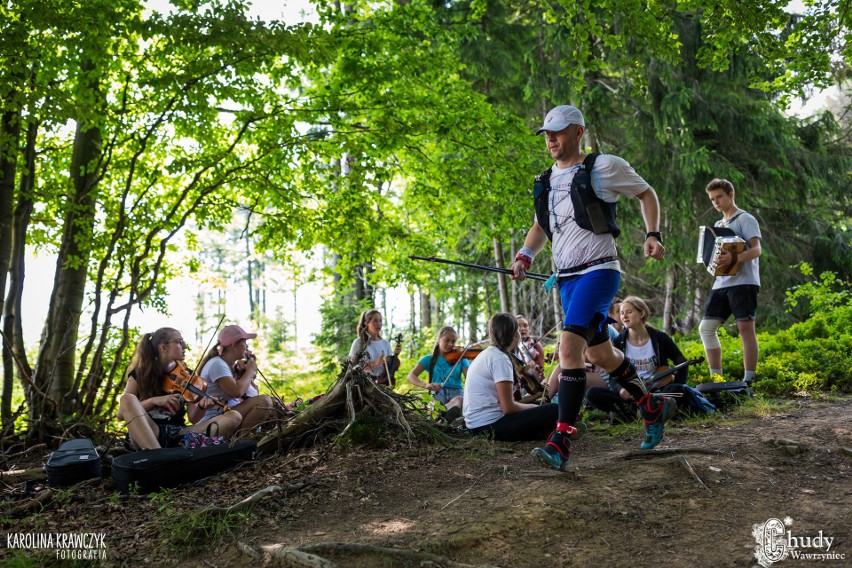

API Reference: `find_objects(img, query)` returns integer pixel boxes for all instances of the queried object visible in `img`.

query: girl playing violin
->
[198,325,276,435]
[462,313,557,441]
[117,328,241,450]
[406,326,467,417]
[349,309,401,384]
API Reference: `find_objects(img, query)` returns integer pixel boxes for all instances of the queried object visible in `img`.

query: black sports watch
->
[645,231,663,244]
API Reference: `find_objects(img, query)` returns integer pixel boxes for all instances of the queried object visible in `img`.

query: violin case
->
[45,438,103,488]
[111,439,256,494]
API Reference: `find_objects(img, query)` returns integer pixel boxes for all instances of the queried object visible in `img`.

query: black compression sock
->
[557,368,586,426]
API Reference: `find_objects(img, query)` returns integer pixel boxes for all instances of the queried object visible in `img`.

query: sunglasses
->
[166,338,187,348]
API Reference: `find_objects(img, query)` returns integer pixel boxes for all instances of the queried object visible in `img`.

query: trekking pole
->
[410,255,551,282]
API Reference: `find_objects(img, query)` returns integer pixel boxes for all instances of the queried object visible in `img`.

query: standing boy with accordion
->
[698,178,763,384]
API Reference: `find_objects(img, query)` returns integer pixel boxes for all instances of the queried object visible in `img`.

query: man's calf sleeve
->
[557,369,586,426]
[699,318,723,350]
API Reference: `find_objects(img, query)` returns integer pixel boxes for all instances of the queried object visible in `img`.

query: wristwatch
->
[645,231,663,244]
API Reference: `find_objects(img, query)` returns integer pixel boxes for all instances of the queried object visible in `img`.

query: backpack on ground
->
[111,439,256,494]
[681,385,717,415]
[45,438,103,488]
[695,380,752,411]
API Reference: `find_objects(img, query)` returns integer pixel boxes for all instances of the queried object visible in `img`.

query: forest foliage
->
[0,0,850,442]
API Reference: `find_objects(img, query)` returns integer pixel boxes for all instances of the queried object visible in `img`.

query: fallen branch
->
[672,455,709,491]
[442,472,485,510]
[6,489,53,517]
[0,467,48,483]
[622,448,722,460]
[3,443,47,459]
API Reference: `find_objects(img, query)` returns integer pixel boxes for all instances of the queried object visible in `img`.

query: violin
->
[516,340,544,381]
[444,346,485,364]
[162,361,230,412]
[646,357,705,392]
[510,353,544,399]
[376,334,403,387]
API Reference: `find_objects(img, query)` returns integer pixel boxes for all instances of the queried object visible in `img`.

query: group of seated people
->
[117,325,276,450]
[120,296,709,451]
[351,296,712,445]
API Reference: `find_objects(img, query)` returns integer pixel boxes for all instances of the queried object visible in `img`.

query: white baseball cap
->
[536,105,585,134]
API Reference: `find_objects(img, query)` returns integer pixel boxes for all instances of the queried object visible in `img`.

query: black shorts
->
[703,285,759,321]
[157,424,185,448]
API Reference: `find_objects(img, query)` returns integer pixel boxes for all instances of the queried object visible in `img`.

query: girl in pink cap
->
[198,324,276,434]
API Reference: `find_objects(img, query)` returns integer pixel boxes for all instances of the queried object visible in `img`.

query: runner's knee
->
[563,324,593,344]
[699,318,722,349]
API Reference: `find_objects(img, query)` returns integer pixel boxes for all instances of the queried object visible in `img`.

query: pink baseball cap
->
[218,325,257,347]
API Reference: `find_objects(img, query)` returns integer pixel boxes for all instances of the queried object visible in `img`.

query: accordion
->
[696,226,746,276]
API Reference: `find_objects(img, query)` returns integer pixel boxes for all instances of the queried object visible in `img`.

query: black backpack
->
[45,438,102,488]
[534,153,620,241]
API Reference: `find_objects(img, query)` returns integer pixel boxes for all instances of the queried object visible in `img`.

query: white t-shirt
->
[349,337,392,378]
[624,340,657,381]
[199,356,242,420]
[462,346,514,429]
[537,154,650,274]
[712,208,762,289]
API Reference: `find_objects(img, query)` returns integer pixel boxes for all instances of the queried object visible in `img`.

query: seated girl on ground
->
[406,326,467,421]
[586,296,705,423]
[198,325,276,435]
[117,327,241,449]
[462,313,557,441]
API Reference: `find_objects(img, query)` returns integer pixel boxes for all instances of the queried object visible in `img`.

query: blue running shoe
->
[639,395,677,450]
[531,429,572,471]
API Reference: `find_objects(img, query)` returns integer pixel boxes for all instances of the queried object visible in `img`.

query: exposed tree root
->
[257,363,442,455]
[201,483,303,516]
[239,540,502,568]
[621,448,722,459]
[239,541,337,567]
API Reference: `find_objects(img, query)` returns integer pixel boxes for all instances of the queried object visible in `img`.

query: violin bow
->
[182,314,226,401]
[436,339,490,392]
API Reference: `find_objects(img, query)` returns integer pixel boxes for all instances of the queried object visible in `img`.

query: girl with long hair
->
[586,296,701,425]
[117,328,241,449]
[349,309,401,384]
[462,314,557,441]
[406,326,467,417]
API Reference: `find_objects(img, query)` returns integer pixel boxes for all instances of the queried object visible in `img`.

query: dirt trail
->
[3,399,851,567]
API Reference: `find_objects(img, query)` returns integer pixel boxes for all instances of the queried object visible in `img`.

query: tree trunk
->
[509,237,518,314]
[409,292,417,354]
[468,285,478,343]
[419,290,431,329]
[663,266,675,333]
[0,105,22,425]
[493,236,509,312]
[33,97,102,426]
[246,229,255,316]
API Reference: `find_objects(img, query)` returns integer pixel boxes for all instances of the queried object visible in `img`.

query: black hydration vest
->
[533,153,620,241]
